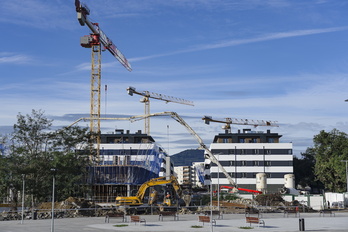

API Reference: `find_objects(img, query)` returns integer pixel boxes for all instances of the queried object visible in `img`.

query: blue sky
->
[1,0,348,156]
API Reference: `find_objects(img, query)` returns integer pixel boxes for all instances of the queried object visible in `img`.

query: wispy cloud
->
[0,53,32,64]
[130,26,348,62]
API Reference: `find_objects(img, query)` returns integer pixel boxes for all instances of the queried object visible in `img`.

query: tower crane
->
[127,86,194,135]
[202,116,278,133]
[75,0,132,157]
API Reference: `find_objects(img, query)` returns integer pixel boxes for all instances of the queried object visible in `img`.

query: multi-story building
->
[86,129,173,202]
[174,164,203,188]
[204,129,293,193]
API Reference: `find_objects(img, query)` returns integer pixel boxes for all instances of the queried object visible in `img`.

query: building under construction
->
[86,129,173,203]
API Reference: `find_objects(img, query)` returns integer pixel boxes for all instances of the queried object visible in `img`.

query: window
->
[124,156,131,165]
[241,161,247,166]
[229,172,235,178]
[113,156,119,165]
[253,161,259,166]
[220,161,230,166]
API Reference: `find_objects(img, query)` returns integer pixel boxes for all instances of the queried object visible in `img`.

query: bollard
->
[299,218,305,231]
[33,211,37,220]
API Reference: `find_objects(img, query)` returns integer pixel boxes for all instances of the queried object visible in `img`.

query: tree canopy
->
[308,129,348,192]
[0,110,92,206]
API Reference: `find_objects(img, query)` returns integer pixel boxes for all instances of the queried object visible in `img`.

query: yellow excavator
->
[115,175,182,206]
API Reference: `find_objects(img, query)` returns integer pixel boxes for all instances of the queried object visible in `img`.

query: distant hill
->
[170,149,205,166]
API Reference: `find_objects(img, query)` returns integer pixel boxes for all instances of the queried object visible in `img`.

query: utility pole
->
[51,169,56,232]
[341,160,348,192]
[21,174,25,224]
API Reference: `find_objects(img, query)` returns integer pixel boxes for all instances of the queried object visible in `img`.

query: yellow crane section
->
[127,86,194,135]
[202,116,278,133]
[75,0,131,158]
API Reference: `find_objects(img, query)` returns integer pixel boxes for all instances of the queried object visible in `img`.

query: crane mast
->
[75,0,131,158]
[127,86,194,135]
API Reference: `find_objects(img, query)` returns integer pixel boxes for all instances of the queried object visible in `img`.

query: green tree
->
[2,110,91,206]
[310,129,348,192]
[293,148,324,193]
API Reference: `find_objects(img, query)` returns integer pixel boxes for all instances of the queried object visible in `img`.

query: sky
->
[1,0,348,157]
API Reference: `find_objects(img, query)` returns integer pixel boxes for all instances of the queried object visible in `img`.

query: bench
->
[284,208,300,217]
[198,216,216,226]
[204,210,223,219]
[246,217,265,227]
[319,210,335,217]
[158,211,179,221]
[130,215,146,225]
[105,213,126,223]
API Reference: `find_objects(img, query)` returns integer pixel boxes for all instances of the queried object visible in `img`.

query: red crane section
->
[217,185,262,195]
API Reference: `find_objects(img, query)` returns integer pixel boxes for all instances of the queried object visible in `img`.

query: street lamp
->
[341,160,348,192]
[51,168,56,232]
[210,179,213,232]
[217,153,220,212]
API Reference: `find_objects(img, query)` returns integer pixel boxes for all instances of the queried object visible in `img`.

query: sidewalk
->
[1,212,347,232]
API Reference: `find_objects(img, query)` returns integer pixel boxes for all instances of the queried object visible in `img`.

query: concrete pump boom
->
[131,112,238,188]
[66,111,237,188]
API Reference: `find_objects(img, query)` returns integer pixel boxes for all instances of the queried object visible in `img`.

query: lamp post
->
[341,160,348,192]
[21,174,25,224]
[51,168,56,232]
[217,153,220,212]
[210,179,213,232]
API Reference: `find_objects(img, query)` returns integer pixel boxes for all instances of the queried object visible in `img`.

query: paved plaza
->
[1,211,347,232]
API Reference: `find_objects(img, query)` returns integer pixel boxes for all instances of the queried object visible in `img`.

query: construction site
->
[72,1,347,217]
[2,3,348,226]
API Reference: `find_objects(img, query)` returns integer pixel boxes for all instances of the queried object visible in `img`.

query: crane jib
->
[93,23,132,71]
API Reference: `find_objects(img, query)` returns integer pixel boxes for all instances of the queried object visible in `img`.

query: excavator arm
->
[116,175,182,206]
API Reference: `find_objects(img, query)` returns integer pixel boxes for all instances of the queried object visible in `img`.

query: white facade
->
[204,130,293,192]
[174,164,203,187]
